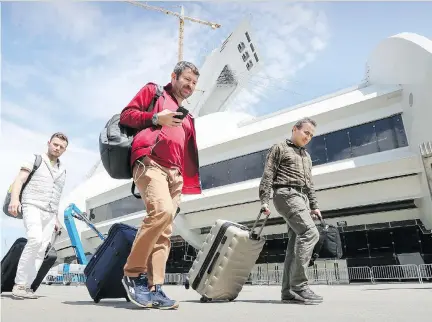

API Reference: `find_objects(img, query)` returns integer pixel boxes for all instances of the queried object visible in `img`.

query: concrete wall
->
[367,32,432,229]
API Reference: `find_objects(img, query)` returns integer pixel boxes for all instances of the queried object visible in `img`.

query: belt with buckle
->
[274,185,308,194]
[293,186,308,194]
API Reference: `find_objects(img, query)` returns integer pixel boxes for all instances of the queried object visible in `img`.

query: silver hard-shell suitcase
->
[186,212,267,302]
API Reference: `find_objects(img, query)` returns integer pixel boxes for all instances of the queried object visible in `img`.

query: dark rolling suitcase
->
[31,247,57,290]
[1,236,58,293]
[84,223,137,303]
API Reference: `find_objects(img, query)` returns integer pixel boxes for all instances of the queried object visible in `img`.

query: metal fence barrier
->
[419,264,432,281]
[162,264,432,286]
[371,264,422,283]
[45,264,432,287]
[164,273,187,285]
[45,273,87,285]
[347,266,375,284]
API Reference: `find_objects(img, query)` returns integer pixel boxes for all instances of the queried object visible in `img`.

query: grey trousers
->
[273,187,320,296]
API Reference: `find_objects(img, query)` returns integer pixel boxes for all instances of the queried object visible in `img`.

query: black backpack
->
[99,85,164,184]
[3,154,43,219]
[309,219,343,266]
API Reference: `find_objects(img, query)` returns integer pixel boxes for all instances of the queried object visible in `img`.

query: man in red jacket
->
[119,61,202,310]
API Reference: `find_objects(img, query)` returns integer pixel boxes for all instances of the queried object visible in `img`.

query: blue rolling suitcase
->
[84,223,137,303]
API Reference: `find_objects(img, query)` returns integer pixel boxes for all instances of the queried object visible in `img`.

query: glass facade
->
[90,195,145,223]
[200,113,408,189]
[90,114,408,223]
[309,113,408,165]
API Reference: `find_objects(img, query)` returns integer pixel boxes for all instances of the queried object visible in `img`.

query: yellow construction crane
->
[126,1,221,62]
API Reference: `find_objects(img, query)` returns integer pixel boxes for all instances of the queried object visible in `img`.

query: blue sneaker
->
[150,285,179,310]
[122,274,152,308]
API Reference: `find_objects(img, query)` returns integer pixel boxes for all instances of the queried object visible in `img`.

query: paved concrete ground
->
[2,283,432,322]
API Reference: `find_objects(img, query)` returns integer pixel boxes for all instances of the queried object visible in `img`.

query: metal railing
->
[163,264,432,286]
[44,273,87,286]
[371,264,422,283]
[44,264,432,287]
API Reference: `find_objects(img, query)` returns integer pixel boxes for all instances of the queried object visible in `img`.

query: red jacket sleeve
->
[119,83,157,129]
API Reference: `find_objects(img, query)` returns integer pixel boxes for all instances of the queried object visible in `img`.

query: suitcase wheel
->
[94,297,100,303]
[125,297,131,302]
[228,297,236,302]
[184,278,190,290]
[200,296,211,303]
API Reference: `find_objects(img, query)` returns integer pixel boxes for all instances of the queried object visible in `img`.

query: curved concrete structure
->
[366,32,432,229]
[55,32,432,264]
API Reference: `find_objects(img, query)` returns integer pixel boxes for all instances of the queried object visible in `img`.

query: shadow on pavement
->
[181,299,299,305]
[362,287,432,291]
[63,300,143,310]
[1,294,47,299]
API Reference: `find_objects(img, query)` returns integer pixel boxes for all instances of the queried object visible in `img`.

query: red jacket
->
[119,82,202,195]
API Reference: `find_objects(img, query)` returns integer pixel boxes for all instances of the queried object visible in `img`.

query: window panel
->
[369,255,397,266]
[375,117,398,152]
[392,114,409,147]
[254,53,259,63]
[229,151,265,184]
[246,60,253,71]
[91,195,144,223]
[200,161,231,190]
[420,231,432,256]
[107,196,143,220]
[343,231,369,257]
[393,227,421,253]
[367,230,394,255]
[305,135,327,166]
[325,130,352,162]
[242,51,250,62]
[92,207,107,223]
[349,122,379,157]
[237,42,245,53]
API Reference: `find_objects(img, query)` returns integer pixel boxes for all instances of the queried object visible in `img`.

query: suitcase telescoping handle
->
[249,209,269,240]
[45,230,62,258]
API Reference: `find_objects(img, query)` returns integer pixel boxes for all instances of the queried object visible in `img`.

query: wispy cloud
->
[3,2,330,135]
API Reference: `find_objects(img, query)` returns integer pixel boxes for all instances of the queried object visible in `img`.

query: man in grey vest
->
[259,117,323,305]
[8,132,68,299]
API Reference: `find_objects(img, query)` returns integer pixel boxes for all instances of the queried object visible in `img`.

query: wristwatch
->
[151,113,159,126]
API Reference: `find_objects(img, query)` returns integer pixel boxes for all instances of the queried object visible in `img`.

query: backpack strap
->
[147,84,164,113]
[131,84,164,199]
[131,181,141,199]
[309,222,327,266]
[19,154,43,201]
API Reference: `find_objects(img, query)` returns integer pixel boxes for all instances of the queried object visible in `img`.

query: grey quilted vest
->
[21,153,66,213]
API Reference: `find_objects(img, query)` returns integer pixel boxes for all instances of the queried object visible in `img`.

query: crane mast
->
[125,1,221,62]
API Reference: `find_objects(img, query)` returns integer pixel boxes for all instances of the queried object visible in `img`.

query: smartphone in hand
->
[174,106,189,119]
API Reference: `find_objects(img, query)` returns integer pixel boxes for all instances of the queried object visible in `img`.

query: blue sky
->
[1,1,431,256]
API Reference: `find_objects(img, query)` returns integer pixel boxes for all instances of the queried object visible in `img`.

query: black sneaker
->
[122,274,153,308]
[292,288,323,303]
[150,285,179,310]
